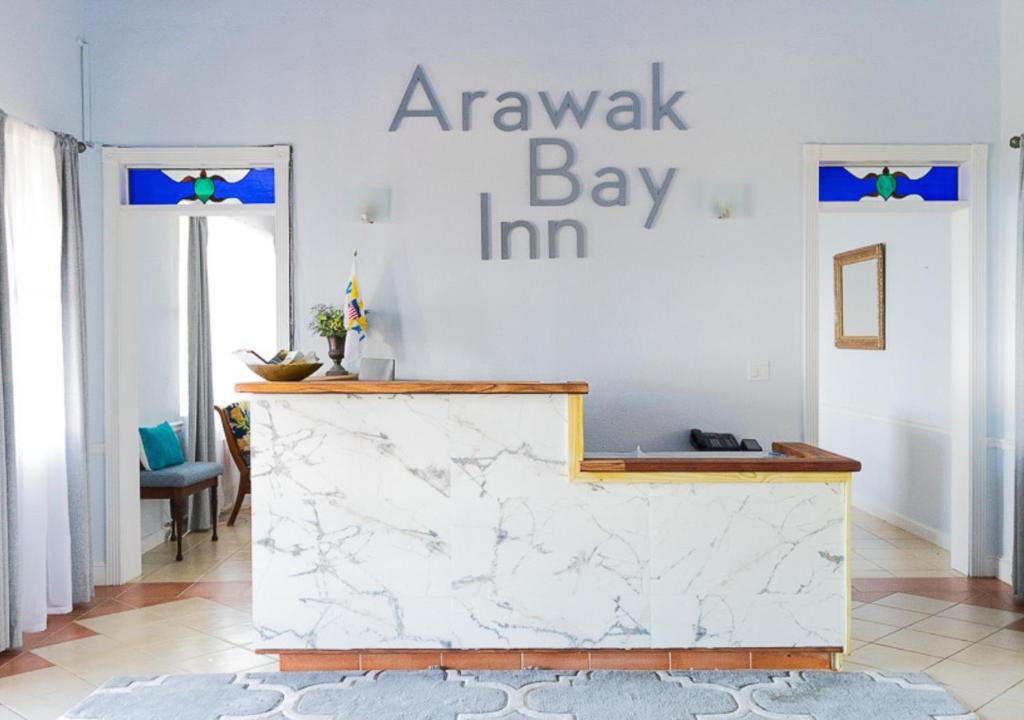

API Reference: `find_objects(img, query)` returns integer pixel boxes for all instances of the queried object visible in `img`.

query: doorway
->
[102,146,291,584]
[803,144,988,577]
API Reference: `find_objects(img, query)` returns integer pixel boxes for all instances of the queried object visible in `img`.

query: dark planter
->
[325,334,347,376]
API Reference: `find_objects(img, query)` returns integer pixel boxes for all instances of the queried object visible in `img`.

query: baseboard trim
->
[140,526,169,554]
[853,499,950,550]
[268,648,839,672]
[92,562,108,586]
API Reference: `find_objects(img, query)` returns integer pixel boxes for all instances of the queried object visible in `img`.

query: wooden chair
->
[140,449,222,561]
[216,402,251,526]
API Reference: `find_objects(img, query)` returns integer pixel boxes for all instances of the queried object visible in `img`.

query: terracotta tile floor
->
[1,509,1022,719]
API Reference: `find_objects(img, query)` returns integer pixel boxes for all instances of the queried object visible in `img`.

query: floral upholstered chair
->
[215,401,251,526]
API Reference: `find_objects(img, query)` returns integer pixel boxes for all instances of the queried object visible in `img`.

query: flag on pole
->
[343,253,366,371]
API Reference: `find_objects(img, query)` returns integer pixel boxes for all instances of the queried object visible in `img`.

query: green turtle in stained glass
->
[179,169,226,204]
[864,166,908,201]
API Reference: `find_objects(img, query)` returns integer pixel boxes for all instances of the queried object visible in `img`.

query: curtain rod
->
[0,105,91,154]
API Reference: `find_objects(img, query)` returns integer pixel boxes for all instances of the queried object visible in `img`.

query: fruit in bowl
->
[233,349,322,382]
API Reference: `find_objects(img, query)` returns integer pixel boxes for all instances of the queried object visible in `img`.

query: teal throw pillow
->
[139,421,185,471]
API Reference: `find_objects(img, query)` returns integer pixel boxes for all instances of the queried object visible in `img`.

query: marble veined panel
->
[448,394,569,500]
[451,488,650,648]
[252,395,455,648]
[649,483,846,647]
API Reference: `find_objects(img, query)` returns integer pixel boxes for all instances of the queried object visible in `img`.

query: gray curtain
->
[0,111,21,651]
[1016,136,1024,598]
[55,134,93,605]
[186,216,214,531]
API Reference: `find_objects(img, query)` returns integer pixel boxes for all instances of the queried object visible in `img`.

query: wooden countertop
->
[236,380,590,395]
[579,442,861,474]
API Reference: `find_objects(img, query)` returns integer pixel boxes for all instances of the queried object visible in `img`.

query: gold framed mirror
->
[834,243,885,350]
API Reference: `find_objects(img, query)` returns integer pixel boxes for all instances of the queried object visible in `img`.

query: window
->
[127,167,275,205]
[818,165,958,202]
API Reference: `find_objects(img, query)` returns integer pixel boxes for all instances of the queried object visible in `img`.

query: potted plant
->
[309,304,347,376]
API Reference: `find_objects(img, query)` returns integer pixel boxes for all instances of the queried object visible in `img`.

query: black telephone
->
[690,429,762,452]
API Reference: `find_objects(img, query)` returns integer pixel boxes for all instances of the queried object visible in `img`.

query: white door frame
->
[101,145,291,584]
[802,143,989,576]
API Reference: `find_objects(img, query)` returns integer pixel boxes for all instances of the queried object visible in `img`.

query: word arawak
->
[388,63,687,260]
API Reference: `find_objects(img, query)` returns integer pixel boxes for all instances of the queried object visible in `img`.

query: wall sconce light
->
[690,181,753,220]
[349,186,392,224]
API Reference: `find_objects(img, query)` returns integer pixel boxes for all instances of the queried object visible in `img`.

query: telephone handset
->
[690,429,763,452]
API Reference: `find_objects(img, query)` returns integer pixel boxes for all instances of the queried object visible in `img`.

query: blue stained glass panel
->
[128,168,275,205]
[819,166,958,202]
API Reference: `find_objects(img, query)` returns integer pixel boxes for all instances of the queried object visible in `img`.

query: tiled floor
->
[852,508,962,578]
[0,508,1020,719]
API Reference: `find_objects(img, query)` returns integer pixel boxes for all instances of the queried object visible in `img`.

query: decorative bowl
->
[246,362,322,382]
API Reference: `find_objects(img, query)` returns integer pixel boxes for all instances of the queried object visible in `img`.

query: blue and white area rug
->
[61,669,975,720]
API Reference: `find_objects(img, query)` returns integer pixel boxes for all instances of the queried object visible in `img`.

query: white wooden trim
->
[819,403,952,436]
[802,145,821,447]
[818,201,969,214]
[803,143,989,577]
[101,145,291,585]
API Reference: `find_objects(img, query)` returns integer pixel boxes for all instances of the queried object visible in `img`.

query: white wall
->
[819,212,953,546]
[131,215,181,547]
[83,0,1001,457]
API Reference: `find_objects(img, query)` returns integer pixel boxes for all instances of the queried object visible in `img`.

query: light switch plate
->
[748,360,772,381]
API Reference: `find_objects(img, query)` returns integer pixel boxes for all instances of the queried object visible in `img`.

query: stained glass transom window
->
[127,168,275,205]
[818,165,958,202]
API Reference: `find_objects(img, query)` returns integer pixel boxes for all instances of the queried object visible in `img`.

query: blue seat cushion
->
[140,461,224,488]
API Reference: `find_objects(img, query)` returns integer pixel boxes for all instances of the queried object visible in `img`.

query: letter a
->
[389,65,452,131]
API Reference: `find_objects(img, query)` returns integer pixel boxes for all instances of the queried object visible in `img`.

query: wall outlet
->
[748,360,772,381]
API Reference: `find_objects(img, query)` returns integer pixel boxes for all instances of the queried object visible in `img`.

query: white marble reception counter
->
[239,380,857,671]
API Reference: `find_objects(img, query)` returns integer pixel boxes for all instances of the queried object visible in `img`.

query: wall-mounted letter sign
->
[389,62,689,260]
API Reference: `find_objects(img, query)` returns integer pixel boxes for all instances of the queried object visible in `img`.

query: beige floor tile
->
[948,644,1024,674]
[875,557,957,572]
[176,647,267,673]
[31,634,127,666]
[908,616,999,642]
[839,659,876,673]
[1002,679,1024,701]
[0,704,23,720]
[852,604,930,628]
[846,644,938,672]
[942,683,1008,712]
[2,688,93,720]
[927,659,1024,694]
[939,604,1024,628]
[208,622,257,646]
[977,696,1024,720]
[0,667,95,720]
[874,593,957,615]
[852,537,898,550]
[74,607,168,634]
[852,618,901,642]
[178,607,252,634]
[874,628,973,658]
[126,633,236,662]
[147,597,226,619]
[981,629,1024,654]
[0,666,94,699]
[67,648,186,686]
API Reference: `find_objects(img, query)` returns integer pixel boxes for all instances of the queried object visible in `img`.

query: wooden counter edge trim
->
[236,380,590,395]
[578,441,861,474]
[265,647,841,672]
